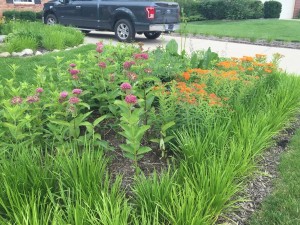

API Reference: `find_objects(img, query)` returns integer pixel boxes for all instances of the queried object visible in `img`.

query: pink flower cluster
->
[11,96,23,105]
[133,53,149,60]
[36,87,44,93]
[120,82,132,91]
[125,94,137,104]
[72,88,82,95]
[69,97,80,104]
[123,61,135,70]
[96,42,104,53]
[70,63,76,68]
[126,72,138,81]
[26,95,40,104]
[98,62,106,69]
[69,69,80,76]
[59,90,81,104]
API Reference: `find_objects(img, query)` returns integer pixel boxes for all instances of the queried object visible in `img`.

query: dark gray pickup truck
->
[42,0,180,42]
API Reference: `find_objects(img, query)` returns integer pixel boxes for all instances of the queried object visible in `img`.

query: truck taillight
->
[145,6,155,19]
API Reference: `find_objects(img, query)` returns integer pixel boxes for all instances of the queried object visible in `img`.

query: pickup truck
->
[42,0,180,42]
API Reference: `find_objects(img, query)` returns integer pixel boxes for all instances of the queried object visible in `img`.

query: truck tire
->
[114,19,135,42]
[45,14,58,25]
[144,32,162,39]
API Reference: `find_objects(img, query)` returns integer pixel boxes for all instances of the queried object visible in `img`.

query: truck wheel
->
[144,32,162,40]
[45,14,58,25]
[114,19,135,42]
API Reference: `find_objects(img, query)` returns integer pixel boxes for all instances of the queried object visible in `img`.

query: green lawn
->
[249,128,300,225]
[0,44,95,83]
[180,19,300,42]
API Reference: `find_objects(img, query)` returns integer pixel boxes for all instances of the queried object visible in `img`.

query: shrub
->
[1,21,84,52]
[19,11,36,21]
[264,0,282,18]
[3,10,41,21]
[249,0,264,19]
[2,10,20,21]
[180,1,204,22]
[199,0,228,20]
[199,0,264,20]
[6,36,38,52]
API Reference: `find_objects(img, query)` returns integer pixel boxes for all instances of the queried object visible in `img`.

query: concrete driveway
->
[84,32,300,75]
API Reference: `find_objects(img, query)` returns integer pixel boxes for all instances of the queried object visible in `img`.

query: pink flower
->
[26,95,39,104]
[126,72,138,81]
[69,97,80,104]
[120,82,132,91]
[144,68,152,74]
[70,63,76,68]
[134,53,149,60]
[72,75,79,80]
[60,91,68,98]
[96,42,104,53]
[69,69,80,75]
[109,73,115,82]
[72,88,82,95]
[123,61,135,70]
[125,94,137,104]
[11,96,23,105]
[36,87,44,93]
[98,62,106,69]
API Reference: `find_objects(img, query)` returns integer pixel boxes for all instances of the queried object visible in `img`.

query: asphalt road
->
[84,31,300,75]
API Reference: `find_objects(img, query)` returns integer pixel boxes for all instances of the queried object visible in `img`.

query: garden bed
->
[1,39,300,224]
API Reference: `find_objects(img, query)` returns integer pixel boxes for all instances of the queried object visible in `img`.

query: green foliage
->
[150,41,189,82]
[249,129,300,225]
[5,35,38,52]
[1,39,300,225]
[264,0,282,18]
[1,21,84,52]
[115,99,152,172]
[179,19,300,43]
[199,0,263,20]
[179,1,204,22]
[190,47,219,69]
[3,10,42,22]
[0,145,131,224]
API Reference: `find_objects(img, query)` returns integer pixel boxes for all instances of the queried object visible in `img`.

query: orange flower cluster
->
[154,55,278,109]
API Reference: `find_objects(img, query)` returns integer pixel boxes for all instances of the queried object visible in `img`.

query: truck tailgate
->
[153,2,180,24]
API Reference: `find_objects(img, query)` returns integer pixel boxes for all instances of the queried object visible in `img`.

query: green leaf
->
[161,121,176,132]
[166,39,178,55]
[93,115,107,127]
[120,144,135,153]
[137,146,152,155]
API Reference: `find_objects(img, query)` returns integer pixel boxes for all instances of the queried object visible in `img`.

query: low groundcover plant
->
[0,40,300,224]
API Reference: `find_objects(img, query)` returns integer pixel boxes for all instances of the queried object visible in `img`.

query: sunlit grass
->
[179,19,300,42]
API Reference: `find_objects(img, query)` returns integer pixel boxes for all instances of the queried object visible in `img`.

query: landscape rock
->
[0,52,11,57]
[0,35,6,43]
[12,52,23,57]
[21,49,34,56]
[35,51,43,56]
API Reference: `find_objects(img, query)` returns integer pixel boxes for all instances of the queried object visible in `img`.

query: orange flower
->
[182,72,190,81]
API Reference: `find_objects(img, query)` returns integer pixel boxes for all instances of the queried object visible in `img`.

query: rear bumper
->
[149,24,180,32]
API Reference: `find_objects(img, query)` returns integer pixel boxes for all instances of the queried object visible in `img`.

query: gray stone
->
[35,51,43,56]
[52,49,60,52]
[0,52,11,57]
[21,49,34,56]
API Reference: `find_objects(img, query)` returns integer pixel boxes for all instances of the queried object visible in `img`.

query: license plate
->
[165,24,174,30]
